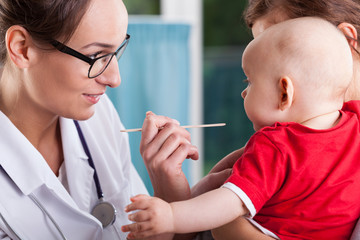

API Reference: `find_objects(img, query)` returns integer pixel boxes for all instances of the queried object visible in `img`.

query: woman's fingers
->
[189,147,245,198]
[141,122,189,162]
[151,129,197,162]
[140,111,180,154]
[191,168,233,198]
[209,147,245,174]
[139,112,198,202]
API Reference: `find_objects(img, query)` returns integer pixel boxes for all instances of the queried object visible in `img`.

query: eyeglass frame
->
[50,34,130,78]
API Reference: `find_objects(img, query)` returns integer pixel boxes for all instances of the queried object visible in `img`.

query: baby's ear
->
[337,22,358,52]
[278,76,294,111]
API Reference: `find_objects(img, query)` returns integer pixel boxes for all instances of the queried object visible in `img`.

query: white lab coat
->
[0,95,148,240]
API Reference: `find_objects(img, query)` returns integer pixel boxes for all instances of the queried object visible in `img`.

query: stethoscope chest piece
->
[91,198,117,228]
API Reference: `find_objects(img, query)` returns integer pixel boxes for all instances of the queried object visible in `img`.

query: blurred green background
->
[123,0,254,175]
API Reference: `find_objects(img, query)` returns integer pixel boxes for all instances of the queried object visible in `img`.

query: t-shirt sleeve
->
[224,132,286,216]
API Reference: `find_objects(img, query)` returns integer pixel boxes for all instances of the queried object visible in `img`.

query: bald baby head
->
[243,17,353,100]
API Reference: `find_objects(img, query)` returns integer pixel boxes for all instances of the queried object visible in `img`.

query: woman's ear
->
[337,22,358,51]
[278,76,294,111]
[5,25,32,68]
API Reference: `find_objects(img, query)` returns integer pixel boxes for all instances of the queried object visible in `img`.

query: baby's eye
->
[243,79,251,85]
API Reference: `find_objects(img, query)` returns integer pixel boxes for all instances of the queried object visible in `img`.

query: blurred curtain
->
[107,19,191,195]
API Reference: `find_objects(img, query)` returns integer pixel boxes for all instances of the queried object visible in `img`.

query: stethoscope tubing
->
[29,194,68,240]
[74,121,117,228]
[0,210,22,240]
[74,120,104,199]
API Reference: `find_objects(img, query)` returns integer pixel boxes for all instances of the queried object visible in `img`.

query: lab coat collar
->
[60,118,88,162]
[0,113,103,232]
[0,112,93,204]
[0,111,62,195]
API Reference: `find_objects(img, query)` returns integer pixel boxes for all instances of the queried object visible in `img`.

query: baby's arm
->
[212,217,276,240]
[121,187,249,239]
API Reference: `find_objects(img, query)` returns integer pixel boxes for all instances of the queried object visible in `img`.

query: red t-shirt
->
[225,101,360,240]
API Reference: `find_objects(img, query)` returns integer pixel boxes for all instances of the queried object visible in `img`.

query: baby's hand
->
[121,194,175,239]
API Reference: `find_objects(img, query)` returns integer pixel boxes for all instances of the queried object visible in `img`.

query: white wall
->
[161,0,204,184]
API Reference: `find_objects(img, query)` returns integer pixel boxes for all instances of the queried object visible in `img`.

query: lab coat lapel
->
[0,113,103,239]
[0,111,74,205]
[60,118,97,212]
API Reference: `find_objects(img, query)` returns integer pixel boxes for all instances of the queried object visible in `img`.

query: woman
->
[0,0,198,239]
[209,0,360,239]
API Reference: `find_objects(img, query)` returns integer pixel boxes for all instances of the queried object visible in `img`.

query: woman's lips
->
[83,93,103,104]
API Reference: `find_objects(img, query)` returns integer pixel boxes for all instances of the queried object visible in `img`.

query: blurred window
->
[124,0,160,15]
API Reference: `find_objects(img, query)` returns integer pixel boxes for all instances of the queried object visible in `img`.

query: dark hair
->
[0,0,91,63]
[244,0,360,46]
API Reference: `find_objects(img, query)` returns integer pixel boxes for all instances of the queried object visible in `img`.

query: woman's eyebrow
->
[81,42,115,50]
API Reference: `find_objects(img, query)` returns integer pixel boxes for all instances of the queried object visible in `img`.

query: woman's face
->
[27,0,128,120]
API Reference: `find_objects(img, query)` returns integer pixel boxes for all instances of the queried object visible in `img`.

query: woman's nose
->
[241,88,247,99]
[95,59,121,88]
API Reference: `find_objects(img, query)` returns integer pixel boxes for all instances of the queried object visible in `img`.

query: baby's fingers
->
[122,222,154,239]
[125,195,152,212]
[128,209,152,223]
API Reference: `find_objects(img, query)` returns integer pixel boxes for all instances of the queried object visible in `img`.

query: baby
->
[122,17,360,239]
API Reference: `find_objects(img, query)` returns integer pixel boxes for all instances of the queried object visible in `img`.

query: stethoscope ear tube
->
[0,209,22,240]
[29,194,68,240]
[0,166,22,239]
[0,167,67,240]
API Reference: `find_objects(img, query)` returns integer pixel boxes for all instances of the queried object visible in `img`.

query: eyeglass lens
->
[88,39,129,78]
[89,54,114,78]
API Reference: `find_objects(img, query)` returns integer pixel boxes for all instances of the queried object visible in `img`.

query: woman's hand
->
[140,111,199,202]
[191,147,245,198]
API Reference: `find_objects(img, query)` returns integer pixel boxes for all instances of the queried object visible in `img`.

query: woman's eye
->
[89,51,103,59]
[101,54,112,63]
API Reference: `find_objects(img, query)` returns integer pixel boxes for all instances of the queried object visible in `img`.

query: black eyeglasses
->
[50,34,130,78]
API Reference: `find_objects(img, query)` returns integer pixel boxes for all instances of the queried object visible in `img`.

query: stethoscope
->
[74,120,117,228]
[0,120,117,240]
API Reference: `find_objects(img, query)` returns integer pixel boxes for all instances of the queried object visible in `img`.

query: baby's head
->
[241,16,353,131]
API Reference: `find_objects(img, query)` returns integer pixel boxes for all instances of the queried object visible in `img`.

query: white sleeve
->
[222,182,256,217]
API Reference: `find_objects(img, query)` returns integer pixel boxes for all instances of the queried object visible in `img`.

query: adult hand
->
[191,147,245,198]
[140,112,199,202]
